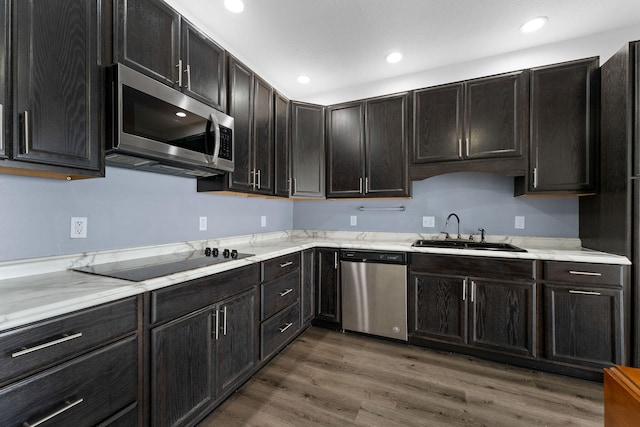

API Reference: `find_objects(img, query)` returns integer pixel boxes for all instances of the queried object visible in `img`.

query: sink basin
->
[412,239,527,252]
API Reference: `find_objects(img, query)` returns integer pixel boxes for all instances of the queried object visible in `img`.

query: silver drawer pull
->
[23,398,83,427]
[279,288,293,297]
[279,322,293,333]
[279,261,293,268]
[569,290,602,296]
[12,332,83,358]
[568,270,602,277]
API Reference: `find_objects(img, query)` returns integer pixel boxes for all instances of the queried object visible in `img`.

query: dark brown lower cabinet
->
[410,269,534,356]
[545,284,623,367]
[151,287,257,427]
[301,249,315,326]
[314,248,341,328]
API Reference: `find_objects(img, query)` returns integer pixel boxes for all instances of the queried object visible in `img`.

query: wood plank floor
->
[199,327,604,426]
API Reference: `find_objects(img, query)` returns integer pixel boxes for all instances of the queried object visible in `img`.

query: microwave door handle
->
[210,113,221,165]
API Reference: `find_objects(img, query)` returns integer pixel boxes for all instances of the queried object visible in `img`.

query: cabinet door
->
[465,71,526,160]
[291,102,325,198]
[634,42,640,179]
[151,308,215,427]
[366,93,410,197]
[217,288,257,395]
[326,102,364,197]
[412,83,463,163]
[252,76,274,195]
[468,279,534,356]
[528,58,598,193]
[227,57,254,192]
[0,0,7,159]
[410,272,467,343]
[116,0,180,87]
[315,249,340,325]
[13,0,102,171]
[545,284,623,367]
[181,20,225,110]
[301,249,315,325]
[274,92,290,197]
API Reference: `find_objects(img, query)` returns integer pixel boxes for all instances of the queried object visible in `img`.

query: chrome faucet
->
[445,213,462,240]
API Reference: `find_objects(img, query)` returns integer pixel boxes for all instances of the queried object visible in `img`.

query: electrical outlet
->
[199,216,207,231]
[422,216,435,228]
[261,216,267,227]
[350,215,357,226]
[515,216,525,229]
[70,217,87,239]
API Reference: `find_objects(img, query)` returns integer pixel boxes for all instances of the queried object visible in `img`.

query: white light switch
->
[350,215,357,226]
[199,216,207,231]
[261,216,267,227]
[422,216,435,228]
[515,216,525,229]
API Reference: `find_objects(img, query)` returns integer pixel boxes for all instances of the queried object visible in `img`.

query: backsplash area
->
[0,169,577,263]
[293,172,578,238]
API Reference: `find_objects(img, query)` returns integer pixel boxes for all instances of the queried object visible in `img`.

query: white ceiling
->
[168,0,640,104]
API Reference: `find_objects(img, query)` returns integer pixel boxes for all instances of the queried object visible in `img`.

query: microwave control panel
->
[219,127,233,161]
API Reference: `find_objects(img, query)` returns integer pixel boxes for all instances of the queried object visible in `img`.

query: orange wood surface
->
[604,365,640,426]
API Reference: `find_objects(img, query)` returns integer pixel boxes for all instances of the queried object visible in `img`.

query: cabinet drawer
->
[151,264,259,324]
[411,253,535,281]
[261,271,300,320]
[261,253,300,282]
[0,297,138,386]
[261,303,300,359]
[543,261,624,286]
[0,336,138,427]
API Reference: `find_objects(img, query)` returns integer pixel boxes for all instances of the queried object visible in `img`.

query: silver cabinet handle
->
[465,138,470,157]
[279,288,293,297]
[462,278,467,301]
[359,177,363,194]
[279,261,293,268]
[12,332,83,358]
[458,139,462,158]
[287,178,291,194]
[293,178,297,195]
[279,322,293,333]
[185,64,191,90]
[471,280,476,303]
[223,306,228,336]
[533,167,538,189]
[568,270,602,277]
[23,398,83,427]
[214,309,219,340]
[334,252,338,269]
[176,59,183,86]
[569,290,602,296]
[257,169,261,189]
[365,177,369,194]
[23,110,30,154]
[250,169,256,190]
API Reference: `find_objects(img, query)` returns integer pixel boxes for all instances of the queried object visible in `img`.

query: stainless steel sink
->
[412,239,527,252]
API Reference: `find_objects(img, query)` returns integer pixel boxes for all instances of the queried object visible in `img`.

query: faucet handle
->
[477,228,486,242]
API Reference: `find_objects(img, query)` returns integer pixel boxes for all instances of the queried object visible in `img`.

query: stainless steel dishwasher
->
[340,250,408,341]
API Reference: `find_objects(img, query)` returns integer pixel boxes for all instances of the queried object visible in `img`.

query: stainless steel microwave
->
[106,64,234,178]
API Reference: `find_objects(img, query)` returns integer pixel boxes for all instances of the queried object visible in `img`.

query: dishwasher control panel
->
[340,250,406,264]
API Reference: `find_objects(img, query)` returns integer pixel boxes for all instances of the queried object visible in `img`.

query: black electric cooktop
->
[73,250,253,282]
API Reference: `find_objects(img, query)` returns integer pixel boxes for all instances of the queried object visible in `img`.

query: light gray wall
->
[293,172,579,238]
[0,167,294,262]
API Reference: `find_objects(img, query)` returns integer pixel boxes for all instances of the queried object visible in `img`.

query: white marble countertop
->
[0,230,630,332]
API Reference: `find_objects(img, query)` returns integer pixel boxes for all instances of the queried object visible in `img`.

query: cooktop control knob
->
[223,248,230,258]
[231,249,238,259]
[204,247,212,257]
[212,248,219,257]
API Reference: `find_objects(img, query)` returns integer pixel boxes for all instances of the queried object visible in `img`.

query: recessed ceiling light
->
[297,75,311,84]
[175,111,187,118]
[520,16,548,33]
[224,0,244,13]
[386,52,403,64]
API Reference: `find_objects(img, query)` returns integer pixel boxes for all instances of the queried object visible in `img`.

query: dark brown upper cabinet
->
[327,93,410,198]
[3,0,103,179]
[226,56,274,195]
[0,0,8,160]
[115,0,225,110]
[274,92,291,197]
[515,57,599,196]
[411,71,528,180]
[290,101,325,198]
